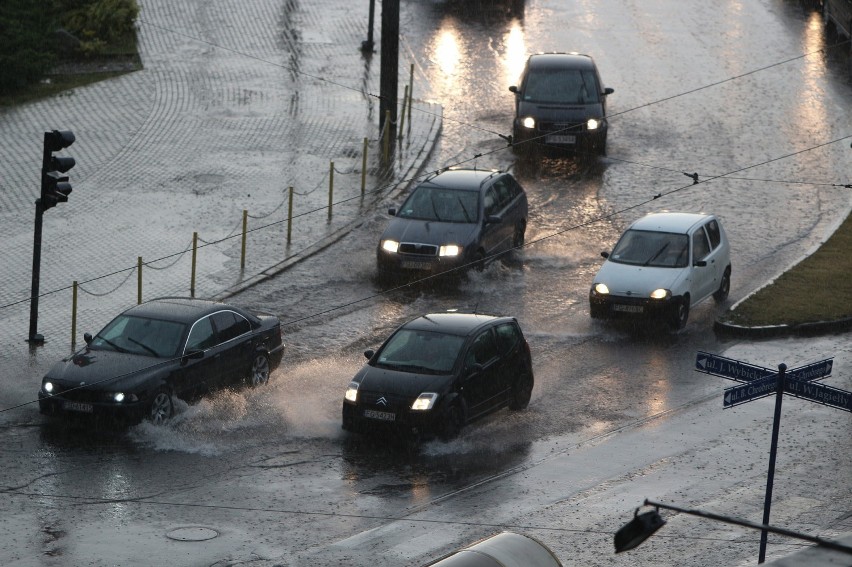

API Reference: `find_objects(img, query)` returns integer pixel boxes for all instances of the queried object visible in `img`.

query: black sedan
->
[376,168,528,279]
[38,297,284,425]
[342,312,534,441]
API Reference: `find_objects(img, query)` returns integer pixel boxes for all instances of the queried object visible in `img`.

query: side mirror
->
[84,332,93,345]
[485,214,501,225]
[509,85,518,93]
[388,207,397,216]
[466,363,483,378]
[181,349,204,365]
[364,349,375,360]
[601,251,610,259]
[603,87,614,95]
[694,260,707,267]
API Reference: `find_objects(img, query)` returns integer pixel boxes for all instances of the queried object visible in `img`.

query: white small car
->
[589,212,731,330]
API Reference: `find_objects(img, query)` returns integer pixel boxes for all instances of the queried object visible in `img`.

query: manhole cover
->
[166,526,219,542]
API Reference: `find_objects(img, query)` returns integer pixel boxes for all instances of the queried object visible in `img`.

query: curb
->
[713,316,852,338]
[212,105,443,302]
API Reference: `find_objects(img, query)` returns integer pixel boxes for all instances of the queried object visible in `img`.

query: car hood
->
[45,348,170,391]
[594,260,688,297]
[354,365,451,398]
[518,100,605,122]
[382,218,479,247]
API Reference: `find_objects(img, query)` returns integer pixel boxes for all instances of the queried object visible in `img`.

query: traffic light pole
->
[28,199,45,343]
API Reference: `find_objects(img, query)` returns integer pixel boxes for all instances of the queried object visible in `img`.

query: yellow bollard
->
[328,162,334,219]
[241,209,247,271]
[398,85,408,139]
[408,63,414,125]
[191,231,198,298]
[382,109,391,164]
[137,257,142,304]
[287,186,294,243]
[361,138,368,194]
[71,280,78,348]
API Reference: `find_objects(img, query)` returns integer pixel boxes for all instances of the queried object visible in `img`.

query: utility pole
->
[379,0,399,143]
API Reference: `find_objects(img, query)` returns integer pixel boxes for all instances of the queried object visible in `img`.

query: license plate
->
[545,134,576,144]
[401,260,432,270]
[363,409,396,422]
[63,401,93,413]
[613,304,643,313]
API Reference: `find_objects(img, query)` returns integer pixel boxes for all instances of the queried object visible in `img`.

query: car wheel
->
[248,353,270,387]
[473,250,486,272]
[509,373,534,410]
[713,268,731,302]
[513,221,526,248]
[670,297,690,331]
[439,402,464,440]
[147,388,174,425]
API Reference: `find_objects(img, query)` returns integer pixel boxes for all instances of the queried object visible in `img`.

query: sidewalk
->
[0,0,441,371]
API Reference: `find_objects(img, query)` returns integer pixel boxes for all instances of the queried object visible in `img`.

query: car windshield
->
[90,314,187,358]
[523,68,601,104]
[609,230,689,268]
[375,329,466,374]
[396,185,479,223]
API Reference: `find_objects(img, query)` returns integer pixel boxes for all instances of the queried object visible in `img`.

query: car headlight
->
[110,392,138,403]
[344,381,360,403]
[381,240,399,253]
[411,393,438,411]
[43,381,54,394]
[439,244,461,257]
[593,283,610,295]
[587,118,602,130]
[650,288,671,300]
[522,116,536,129]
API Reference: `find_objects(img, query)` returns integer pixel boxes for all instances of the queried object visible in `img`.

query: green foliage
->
[0,0,58,93]
[62,0,139,51]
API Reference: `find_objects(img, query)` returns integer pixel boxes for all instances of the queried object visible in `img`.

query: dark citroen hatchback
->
[510,52,613,156]
[38,297,284,425]
[376,168,528,278]
[342,312,534,441]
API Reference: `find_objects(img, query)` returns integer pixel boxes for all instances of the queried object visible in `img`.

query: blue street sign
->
[696,351,775,383]
[784,377,852,413]
[723,374,778,408]
[786,358,833,382]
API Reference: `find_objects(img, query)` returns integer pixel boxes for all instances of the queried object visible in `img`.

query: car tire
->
[713,268,731,302]
[147,388,174,425]
[247,352,270,387]
[439,402,464,440]
[513,221,526,248]
[509,373,534,410]
[670,297,690,331]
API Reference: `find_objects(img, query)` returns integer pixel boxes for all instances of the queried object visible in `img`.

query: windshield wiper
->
[456,196,472,222]
[95,334,128,353]
[643,243,669,266]
[429,193,443,221]
[128,336,158,357]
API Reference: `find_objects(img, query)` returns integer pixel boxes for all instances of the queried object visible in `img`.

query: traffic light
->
[41,130,75,211]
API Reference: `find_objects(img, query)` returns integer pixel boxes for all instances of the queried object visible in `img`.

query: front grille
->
[360,391,414,412]
[541,121,583,133]
[398,243,438,256]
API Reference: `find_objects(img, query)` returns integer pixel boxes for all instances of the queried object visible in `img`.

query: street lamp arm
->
[644,499,852,555]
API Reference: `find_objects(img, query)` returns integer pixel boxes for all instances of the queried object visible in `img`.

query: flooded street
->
[1,0,850,565]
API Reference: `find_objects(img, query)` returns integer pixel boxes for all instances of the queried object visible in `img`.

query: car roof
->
[420,168,505,192]
[401,312,514,336]
[628,212,716,234]
[122,296,243,324]
[527,52,597,71]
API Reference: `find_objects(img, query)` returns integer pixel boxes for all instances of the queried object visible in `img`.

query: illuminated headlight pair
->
[344,382,438,411]
[592,283,670,300]
[380,240,461,257]
[521,117,603,130]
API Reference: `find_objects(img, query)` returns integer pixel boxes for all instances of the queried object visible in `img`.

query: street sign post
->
[697,351,847,564]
